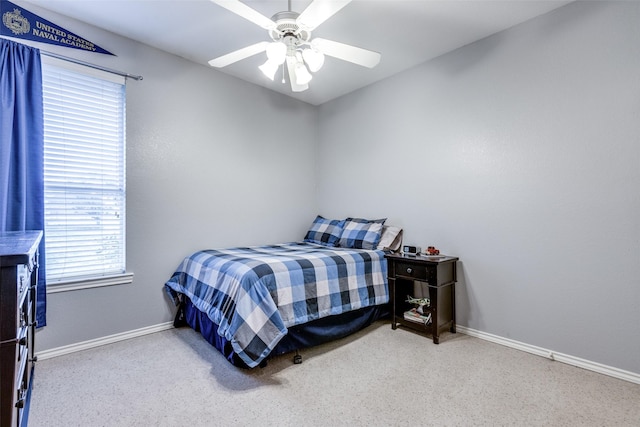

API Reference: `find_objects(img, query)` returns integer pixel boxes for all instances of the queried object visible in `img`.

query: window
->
[41,57,127,285]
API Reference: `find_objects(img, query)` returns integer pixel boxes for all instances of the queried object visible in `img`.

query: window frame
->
[41,56,132,293]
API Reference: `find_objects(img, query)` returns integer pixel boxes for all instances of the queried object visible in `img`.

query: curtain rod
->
[41,50,143,81]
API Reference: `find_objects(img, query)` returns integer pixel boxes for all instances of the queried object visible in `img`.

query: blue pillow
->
[338,217,387,250]
[303,215,345,247]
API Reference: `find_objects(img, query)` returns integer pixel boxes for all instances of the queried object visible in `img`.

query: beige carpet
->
[29,322,640,426]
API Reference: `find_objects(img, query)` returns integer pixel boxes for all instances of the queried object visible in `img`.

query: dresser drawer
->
[17,288,30,336]
[16,289,29,350]
[17,264,32,303]
[395,262,430,281]
[15,352,28,424]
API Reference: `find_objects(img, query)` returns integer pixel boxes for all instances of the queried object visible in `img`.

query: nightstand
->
[386,253,459,344]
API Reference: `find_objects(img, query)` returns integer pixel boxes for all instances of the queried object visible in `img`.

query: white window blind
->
[42,57,126,282]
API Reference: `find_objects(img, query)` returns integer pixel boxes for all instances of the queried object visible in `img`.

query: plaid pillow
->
[303,215,345,247]
[338,217,387,250]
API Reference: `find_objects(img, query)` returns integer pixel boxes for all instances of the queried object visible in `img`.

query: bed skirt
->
[177,296,389,368]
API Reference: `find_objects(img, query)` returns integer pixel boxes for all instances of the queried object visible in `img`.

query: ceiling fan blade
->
[209,0,276,30]
[296,0,351,31]
[312,38,381,68]
[208,41,269,67]
[286,56,308,92]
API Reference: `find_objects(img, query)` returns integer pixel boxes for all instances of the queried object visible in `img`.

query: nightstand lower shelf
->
[391,280,456,344]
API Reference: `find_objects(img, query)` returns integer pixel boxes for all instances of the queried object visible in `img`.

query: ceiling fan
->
[208,0,381,92]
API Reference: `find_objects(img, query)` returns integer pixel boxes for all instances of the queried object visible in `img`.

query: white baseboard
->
[457,325,640,385]
[36,322,174,361]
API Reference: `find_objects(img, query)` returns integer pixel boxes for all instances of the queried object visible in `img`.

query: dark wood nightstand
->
[386,253,459,344]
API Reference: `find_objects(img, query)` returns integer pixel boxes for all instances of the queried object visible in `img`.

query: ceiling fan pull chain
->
[282,64,286,84]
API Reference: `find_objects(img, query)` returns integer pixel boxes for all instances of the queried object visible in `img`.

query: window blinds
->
[42,58,126,282]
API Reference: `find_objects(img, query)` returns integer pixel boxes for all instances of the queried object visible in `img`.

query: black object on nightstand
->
[386,253,459,344]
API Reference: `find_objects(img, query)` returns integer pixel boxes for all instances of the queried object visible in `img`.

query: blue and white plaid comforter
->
[164,242,388,368]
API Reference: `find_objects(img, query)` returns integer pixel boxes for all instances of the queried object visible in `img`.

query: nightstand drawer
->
[395,262,428,281]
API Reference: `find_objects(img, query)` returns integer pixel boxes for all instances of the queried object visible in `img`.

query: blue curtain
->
[0,39,46,327]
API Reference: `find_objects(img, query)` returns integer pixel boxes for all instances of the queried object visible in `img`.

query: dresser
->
[0,231,42,427]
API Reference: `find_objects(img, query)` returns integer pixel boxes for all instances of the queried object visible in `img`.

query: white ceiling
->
[23,0,572,105]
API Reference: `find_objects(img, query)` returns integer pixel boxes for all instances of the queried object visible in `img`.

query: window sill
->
[46,272,134,294]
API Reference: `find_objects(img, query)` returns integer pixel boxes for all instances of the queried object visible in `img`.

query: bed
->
[164,216,402,368]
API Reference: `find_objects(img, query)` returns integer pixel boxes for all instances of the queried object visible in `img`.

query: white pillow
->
[377,226,403,252]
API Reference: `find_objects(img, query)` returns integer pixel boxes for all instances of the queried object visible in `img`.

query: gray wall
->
[30,3,318,351]
[29,1,640,376]
[317,1,640,374]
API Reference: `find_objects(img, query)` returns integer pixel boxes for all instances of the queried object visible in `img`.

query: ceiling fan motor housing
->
[269,11,311,47]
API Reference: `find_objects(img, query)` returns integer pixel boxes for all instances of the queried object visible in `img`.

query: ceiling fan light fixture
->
[302,48,324,72]
[259,59,279,81]
[266,41,287,65]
